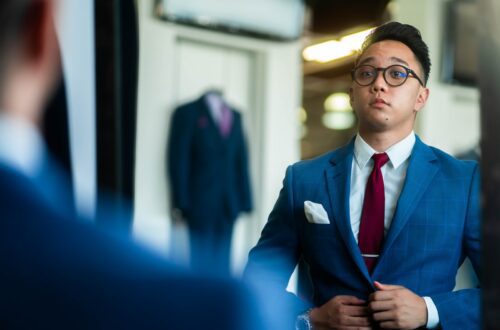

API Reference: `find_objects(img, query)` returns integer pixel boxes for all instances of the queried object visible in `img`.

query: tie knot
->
[372,152,389,169]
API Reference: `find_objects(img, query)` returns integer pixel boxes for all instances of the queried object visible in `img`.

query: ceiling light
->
[303,27,375,63]
[339,29,374,51]
[303,40,354,63]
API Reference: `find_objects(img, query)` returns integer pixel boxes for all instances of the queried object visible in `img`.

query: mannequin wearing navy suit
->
[245,23,480,329]
[168,91,252,274]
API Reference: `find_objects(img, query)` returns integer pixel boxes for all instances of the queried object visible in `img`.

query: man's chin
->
[360,117,393,133]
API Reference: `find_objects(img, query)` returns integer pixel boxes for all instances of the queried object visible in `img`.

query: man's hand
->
[369,281,427,329]
[309,295,373,330]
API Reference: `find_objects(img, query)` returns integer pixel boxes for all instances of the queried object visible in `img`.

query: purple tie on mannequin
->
[358,152,389,273]
[219,104,233,137]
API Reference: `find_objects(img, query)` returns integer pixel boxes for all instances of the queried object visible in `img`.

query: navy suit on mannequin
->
[168,91,253,274]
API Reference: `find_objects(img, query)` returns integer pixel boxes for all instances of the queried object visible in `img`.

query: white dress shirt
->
[0,113,45,178]
[349,132,439,329]
[205,92,224,124]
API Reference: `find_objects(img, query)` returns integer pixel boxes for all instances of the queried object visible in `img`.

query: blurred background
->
[55,0,493,313]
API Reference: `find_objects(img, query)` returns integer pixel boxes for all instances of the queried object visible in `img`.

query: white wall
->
[393,0,480,155]
[133,0,302,273]
[55,0,96,218]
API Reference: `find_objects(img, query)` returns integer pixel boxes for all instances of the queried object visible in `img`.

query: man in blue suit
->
[245,22,480,329]
[0,0,264,328]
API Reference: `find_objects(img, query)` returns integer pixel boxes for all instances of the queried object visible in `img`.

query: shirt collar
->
[354,131,416,170]
[0,113,45,178]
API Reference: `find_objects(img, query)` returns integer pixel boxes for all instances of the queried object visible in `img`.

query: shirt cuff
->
[423,296,440,329]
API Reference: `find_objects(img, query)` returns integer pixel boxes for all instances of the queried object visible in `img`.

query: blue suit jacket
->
[0,159,263,329]
[245,136,480,329]
[168,94,252,224]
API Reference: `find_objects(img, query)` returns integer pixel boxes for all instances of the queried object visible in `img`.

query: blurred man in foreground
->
[0,0,266,328]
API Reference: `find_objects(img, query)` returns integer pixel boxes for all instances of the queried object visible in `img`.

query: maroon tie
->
[358,152,389,273]
[219,105,233,137]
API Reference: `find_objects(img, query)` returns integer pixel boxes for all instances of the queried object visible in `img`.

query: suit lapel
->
[325,140,372,283]
[374,137,439,274]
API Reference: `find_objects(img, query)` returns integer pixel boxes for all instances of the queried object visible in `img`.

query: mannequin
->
[167,90,253,274]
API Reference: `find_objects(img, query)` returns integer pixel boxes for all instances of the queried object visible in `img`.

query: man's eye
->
[359,70,374,78]
[390,70,407,79]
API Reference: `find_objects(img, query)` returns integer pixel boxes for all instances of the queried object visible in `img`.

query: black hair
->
[0,1,32,87]
[358,21,431,85]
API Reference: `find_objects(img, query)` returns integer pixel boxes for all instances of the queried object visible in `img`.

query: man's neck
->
[358,129,414,152]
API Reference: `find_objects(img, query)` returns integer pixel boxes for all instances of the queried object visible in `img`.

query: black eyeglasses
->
[351,64,425,87]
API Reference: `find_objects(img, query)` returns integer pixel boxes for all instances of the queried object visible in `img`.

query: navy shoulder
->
[293,150,337,172]
[429,146,478,173]
[287,142,353,183]
[173,101,199,116]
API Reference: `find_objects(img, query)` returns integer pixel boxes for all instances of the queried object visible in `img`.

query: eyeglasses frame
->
[351,64,425,87]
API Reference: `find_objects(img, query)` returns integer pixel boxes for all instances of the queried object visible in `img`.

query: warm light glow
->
[303,40,354,63]
[324,93,352,112]
[339,29,374,51]
[299,107,308,123]
[303,27,375,63]
[322,112,356,130]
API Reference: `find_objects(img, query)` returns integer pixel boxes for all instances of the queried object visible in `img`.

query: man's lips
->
[370,98,388,107]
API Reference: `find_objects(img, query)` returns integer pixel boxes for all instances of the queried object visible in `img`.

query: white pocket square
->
[304,201,330,224]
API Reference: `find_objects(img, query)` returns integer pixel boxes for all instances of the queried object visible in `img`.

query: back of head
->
[0,1,32,87]
[358,21,431,85]
[0,0,60,123]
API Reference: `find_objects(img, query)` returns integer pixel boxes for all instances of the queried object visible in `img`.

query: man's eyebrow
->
[390,56,409,66]
[358,56,375,66]
[357,56,411,67]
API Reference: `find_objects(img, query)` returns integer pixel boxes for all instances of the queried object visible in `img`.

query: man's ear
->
[349,87,354,107]
[21,0,57,66]
[414,86,429,112]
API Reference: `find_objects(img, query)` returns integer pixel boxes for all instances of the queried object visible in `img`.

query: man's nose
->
[371,70,388,92]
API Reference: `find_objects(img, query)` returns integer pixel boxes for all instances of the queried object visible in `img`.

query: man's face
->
[349,40,429,135]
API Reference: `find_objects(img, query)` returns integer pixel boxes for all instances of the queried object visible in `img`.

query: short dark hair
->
[358,21,431,85]
[0,1,32,86]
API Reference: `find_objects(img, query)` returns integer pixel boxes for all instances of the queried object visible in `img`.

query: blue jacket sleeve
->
[431,162,481,329]
[244,166,311,317]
